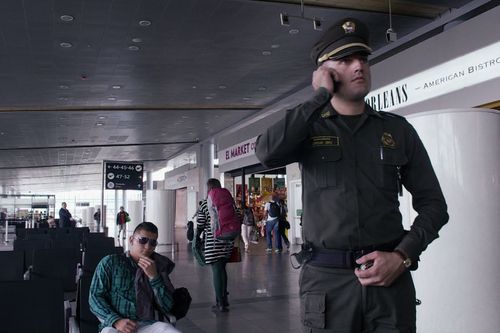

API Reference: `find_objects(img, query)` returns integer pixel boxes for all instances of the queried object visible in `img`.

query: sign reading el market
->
[219,136,258,164]
[104,161,144,190]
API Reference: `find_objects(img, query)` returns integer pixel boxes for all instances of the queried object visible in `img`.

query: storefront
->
[217,135,303,244]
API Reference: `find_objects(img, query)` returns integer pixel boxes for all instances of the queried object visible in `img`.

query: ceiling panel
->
[0,0,494,193]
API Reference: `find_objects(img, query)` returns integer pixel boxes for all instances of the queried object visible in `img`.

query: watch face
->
[403,258,412,268]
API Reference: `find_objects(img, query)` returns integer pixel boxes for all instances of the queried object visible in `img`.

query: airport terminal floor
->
[1,227,302,333]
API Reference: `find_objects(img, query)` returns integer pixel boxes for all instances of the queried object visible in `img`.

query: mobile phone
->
[333,80,341,93]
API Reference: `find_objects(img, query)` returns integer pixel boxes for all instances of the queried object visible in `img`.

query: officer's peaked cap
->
[311,17,372,65]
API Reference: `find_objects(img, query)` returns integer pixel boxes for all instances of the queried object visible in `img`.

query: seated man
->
[89,222,182,333]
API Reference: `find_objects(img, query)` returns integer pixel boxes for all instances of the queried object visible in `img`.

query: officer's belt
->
[309,240,400,269]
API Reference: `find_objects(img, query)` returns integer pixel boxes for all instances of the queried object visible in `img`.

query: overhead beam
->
[251,0,450,18]
[0,140,199,152]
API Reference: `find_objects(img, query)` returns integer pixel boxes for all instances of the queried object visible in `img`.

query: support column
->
[146,171,153,190]
[198,140,214,197]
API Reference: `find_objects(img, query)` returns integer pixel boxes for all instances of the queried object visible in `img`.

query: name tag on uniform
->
[311,136,340,147]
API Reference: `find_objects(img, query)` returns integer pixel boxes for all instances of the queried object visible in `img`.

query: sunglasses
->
[134,236,158,247]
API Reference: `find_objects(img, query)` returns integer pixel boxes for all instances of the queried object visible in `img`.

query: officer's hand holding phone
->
[312,65,340,95]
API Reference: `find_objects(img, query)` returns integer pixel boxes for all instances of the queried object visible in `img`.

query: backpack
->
[207,188,241,240]
[268,201,281,219]
[242,208,255,226]
[186,221,194,241]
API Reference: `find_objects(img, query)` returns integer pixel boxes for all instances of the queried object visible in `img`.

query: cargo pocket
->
[301,292,326,329]
[304,148,342,188]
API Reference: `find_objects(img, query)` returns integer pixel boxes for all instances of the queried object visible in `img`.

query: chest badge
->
[311,136,339,147]
[381,132,396,148]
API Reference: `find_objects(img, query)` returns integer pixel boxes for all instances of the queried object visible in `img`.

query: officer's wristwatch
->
[394,250,412,269]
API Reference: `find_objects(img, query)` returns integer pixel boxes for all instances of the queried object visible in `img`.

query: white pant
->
[241,224,252,248]
[101,321,181,333]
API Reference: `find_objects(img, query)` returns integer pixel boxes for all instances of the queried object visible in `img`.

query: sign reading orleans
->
[104,161,144,190]
[366,41,500,112]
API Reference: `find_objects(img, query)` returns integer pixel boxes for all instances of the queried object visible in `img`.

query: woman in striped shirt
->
[196,178,234,312]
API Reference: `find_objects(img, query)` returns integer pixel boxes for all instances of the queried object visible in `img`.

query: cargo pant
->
[299,263,416,333]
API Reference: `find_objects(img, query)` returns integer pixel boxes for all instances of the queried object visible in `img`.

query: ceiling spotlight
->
[313,18,322,31]
[60,15,74,22]
[280,13,290,26]
[139,20,152,27]
[59,42,73,48]
[128,45,140,51]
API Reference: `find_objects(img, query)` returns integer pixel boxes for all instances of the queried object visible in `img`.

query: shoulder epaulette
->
[379,111,406,120]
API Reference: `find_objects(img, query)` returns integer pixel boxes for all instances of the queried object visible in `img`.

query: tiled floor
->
[1,227,303,333]
[165,229,302,333]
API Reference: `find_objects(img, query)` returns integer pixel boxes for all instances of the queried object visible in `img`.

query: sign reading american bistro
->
[366,41,500,112]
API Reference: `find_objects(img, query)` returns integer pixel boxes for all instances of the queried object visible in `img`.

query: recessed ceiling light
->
[271,44,280,49]
[289,29,300,35]
[192,85,197,89]
[112,85,122,89]
[243,97,252,101]
[218,85,227,89]
[128,45,140,51]
[258,86,267,91]
[60,42,73,48]
[59,84,70,89]
[262,50,272,56]
[96,122,104,126]
[107,97,117,101]
[181,115,189,119]
[205,96,214,100]
[60,15,74,22]
[98,116,107,120]
[139,20,152,26]
[131,38,143,43]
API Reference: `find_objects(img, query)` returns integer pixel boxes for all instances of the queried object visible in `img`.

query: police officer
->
[255,17,448,332]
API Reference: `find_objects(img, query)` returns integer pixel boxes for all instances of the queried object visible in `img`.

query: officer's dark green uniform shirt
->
[255,88,448,260]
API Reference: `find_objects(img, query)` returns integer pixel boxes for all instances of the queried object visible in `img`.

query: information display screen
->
[104,161,144,190]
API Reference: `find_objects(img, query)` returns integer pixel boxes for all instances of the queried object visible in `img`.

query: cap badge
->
[381,132,396,148]
[342,21,356,34]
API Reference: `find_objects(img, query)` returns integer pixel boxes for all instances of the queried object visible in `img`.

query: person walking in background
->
[94,208,101,232]
[240,203,256,253]
[255,17,448,332]
[264,193,282,254]
[59,202,73,228]
[277,198,290,252]
[195,178,235,312]
[116,206,129,241]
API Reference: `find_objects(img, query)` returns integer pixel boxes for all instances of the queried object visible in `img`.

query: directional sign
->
[104,161,144,190]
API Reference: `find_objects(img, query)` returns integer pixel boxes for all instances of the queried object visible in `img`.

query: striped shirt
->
[196,199,234,264]
[89,253,174,330]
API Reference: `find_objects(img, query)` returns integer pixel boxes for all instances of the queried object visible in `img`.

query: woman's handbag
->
[192,238,206,266]
[227,246,241,263]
